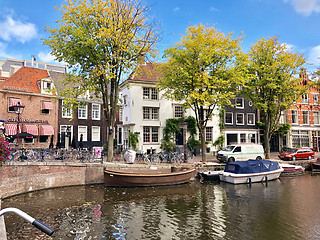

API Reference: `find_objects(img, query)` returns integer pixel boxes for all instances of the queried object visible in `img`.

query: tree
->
[44,0,159,161]
[241,36,307,159]
[158,24,246,162]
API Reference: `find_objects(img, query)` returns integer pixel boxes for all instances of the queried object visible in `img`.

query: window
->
[78,126,87,141]
[240,133,246,143]
[225,112,233,125]
[143,87,158,100]
[302,111,309,124]
[302,94,308,104]
[314,111,320,125]
[236,113,244,125]
[235,97,244,109]
[250,133,256,143]
[234,146,241,152]
[174,105,184,118]
[314,94,319,104]
[247,113,255,125]
[43,81,51,90]
[8,98,22,112]
[143,126,159,143]
[78,105,87,119]
[39,136,49,143]
[292,130,309,147]
[92,104,101,120]
[41,101,53,114]
[205,109,212,120]
[205,127,213,142]
[62,100,72,118]
[143,107,158,120]
[123,95,128,106]
[92,126,100,141]
[119,106,123,122]
[292,110,298,124]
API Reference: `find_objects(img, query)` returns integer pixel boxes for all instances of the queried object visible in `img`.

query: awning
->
[42,101,54,110]
[23,124,39,136]
[39,125,54,136]
[9,98,22,107]
[5,124,21,135]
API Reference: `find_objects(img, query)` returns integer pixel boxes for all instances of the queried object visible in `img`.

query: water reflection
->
[3,174,320,239]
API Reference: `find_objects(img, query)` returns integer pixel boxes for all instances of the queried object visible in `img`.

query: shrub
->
[0,134,10,166]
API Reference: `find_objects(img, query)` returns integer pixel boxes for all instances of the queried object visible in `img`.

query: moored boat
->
[219,160,283,184]
[199,170,224,181]
[279,163,305,175]
[104,166,195,187]
[311,159,320,172]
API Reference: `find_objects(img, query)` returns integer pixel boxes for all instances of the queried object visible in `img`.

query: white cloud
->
[0,16,37,43]
[308,45,320,67]
[38,52,56,63]
[284,0,320,16]
[210,6,219,12]
[173,7,180,12]
[0,41,19,59]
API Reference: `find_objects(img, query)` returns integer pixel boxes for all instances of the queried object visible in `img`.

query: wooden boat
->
[279,163,305,175]
[198,170,224,181]
[104,166,195,187]
[219,160,283,184]
[311,159,320,173]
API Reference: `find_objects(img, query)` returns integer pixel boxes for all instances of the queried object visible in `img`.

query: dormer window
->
[43,81,51,90]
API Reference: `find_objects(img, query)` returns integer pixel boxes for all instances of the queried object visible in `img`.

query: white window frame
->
[174,105,184,118]
[314,111,320,125]
[62,100,72,118]
[78,126,88,141]
[143,126,159,143]
[236,113,244,125]
[302,110,309,125]
[247,113,255,125]
[78,104,88,119]
[92,104,101,120]
[314,94,319,105]
[92,126,100,141]
[292,110,298,125]
[302,94,308,104]
[205,127,213,142]
[235,97,244,109]
[225,112,233,125]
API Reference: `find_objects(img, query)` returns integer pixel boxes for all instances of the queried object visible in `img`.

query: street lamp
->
[13,102,25,148]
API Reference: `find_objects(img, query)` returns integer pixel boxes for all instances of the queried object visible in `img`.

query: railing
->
[6,148,193,164]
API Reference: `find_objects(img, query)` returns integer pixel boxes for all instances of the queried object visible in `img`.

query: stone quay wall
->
[0,162,105,199]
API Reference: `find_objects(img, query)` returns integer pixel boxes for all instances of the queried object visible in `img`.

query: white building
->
[118,62,220,154]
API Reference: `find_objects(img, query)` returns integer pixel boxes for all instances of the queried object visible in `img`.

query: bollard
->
[81,150,84,163]
[61,149,64,162]
[248,177,252,187]
[41,149,44,162]
[100,153,103,164]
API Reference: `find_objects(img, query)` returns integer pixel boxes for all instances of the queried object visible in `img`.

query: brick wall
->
[0,163,104,199]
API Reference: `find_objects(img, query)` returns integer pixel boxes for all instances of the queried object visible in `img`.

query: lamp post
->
[13,102,25,148]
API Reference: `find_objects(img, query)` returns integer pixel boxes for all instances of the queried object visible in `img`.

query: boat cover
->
[224,160,281,174]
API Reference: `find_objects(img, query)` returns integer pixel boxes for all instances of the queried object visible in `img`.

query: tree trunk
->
[107,131,114,162]
[200,127,207,162]
[265,120,271,159]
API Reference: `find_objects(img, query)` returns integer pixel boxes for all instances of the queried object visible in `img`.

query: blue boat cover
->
[224,160,281,174]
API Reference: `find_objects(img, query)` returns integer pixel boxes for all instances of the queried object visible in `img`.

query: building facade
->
[0,67,57,148]
[223,96,260,146]
[284,69,320,151]
[118,62,221,154]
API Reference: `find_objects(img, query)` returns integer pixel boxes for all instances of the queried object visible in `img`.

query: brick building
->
[0,67,57,148]
[284,69,320,151]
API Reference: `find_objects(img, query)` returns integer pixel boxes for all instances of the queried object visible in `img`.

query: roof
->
[129,62,163,82]
[0,67,50,93]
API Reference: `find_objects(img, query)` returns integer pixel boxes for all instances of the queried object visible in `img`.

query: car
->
[278,148,314,161]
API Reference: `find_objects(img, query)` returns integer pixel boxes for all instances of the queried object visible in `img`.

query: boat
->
[279,163,305,175]
[104,166,195,187]
[219,160,283,184]
[311,158,320,173]
[198,170,224,181]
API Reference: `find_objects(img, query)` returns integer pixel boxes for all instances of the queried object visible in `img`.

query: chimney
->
[31,55,36,67]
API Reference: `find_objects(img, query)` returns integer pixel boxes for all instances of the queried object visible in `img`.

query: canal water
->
[2,173,320,240]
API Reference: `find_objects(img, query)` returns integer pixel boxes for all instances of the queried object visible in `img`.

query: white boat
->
[279,163,305,175]
[219,160,283,184]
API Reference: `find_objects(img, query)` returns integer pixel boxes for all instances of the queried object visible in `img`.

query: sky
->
[1,0,320,73]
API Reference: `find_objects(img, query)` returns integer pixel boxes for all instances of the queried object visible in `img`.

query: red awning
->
[42,101,54,110]
[23,124,39,136]
[9,98,22,107]
[39,125,54,136]
[5,124,21,135]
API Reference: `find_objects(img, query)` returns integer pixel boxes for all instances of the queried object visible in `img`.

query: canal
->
[2,173,320,240]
